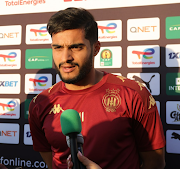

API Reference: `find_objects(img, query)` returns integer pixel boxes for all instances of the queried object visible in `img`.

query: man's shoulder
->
[30,81,63,107]
[107,74,154,107]
[107,74,146,93]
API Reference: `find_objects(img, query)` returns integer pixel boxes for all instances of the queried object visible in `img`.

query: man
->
[28,7,166,169]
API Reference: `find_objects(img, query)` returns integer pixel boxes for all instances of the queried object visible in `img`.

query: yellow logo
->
[48,83,57,93]
[101,49,112,59]
[148,95,156,109]
[116,76,126,82]
[33,94,39,103]
[49,104,64,114]
[136,81,145,91]
[48,104,85,122]
[102,89,121,112]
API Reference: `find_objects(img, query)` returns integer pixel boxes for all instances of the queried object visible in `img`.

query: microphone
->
[66,133,86,169]
[60,109,85,169]
[66,133,84,155]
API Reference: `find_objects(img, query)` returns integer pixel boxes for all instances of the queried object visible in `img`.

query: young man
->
[28,7,166,169]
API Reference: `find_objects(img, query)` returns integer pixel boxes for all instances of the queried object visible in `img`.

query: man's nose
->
[61,48,74,62]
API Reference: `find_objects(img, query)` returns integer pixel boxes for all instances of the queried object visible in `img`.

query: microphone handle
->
[77,143,86,169]
[69,133,80,169]
[77,143,84,155]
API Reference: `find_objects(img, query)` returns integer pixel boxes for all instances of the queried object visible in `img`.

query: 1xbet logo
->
[0,100,16,111]
[0,52,16,62]
[132,48,154,59]
[30,26,47,36]
[29,76,48,86]
[98,23,117,34]
[0,81,18,87]
[169,52,180,59]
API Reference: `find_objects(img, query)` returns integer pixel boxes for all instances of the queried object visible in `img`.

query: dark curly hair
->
[47,7,98,45]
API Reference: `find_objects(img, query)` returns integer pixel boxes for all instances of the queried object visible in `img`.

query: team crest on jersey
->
[102,89,121,112]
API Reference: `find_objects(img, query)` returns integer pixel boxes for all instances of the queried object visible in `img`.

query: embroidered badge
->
[102,89,121,112]
[148,95,156,109]
[116,76,126,82]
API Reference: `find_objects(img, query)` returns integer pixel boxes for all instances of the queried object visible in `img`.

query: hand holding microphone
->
[60,109,86,169]
[67,152,102,169]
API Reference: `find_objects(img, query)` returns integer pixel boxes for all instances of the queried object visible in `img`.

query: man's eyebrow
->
[69,43,85,48]
[51,44,62,47]
[51,43,85,47]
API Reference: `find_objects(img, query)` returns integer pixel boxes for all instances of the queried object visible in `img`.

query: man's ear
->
[93,41,101,56]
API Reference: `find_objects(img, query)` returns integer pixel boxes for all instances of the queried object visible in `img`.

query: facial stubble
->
[54,49,93,84]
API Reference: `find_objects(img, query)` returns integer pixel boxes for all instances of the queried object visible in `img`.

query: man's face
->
[51,29,94,84]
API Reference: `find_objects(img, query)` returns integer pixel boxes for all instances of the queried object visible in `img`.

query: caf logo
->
[101,49,112,59]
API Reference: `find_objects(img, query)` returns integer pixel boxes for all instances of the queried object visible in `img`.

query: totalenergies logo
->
[132,48,154,59]
[0,52,16,62]
[98,23,117,34]
[30,26,47,36]
[29,76,48,86]
[0,100,16,111]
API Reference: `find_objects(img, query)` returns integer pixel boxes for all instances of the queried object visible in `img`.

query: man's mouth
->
[60,64,77,73]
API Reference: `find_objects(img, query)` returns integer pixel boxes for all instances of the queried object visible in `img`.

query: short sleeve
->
[28,100,51,152]
[132,91,165,152]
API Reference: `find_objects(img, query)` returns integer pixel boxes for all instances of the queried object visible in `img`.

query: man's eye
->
[71,46,83,51]
[55,46,62,49]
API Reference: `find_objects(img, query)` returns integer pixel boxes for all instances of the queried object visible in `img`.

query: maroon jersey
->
[28,72,165,169]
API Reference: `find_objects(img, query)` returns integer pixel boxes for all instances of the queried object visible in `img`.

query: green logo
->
[25,48,52,69]
[100,49,112,66]
[166,73,180,95]
[166,16,180,39]
[24,99,32,119]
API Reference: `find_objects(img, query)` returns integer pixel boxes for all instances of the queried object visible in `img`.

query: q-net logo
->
[30,26,47,37]
[127,17,160,41]
[0,25,22,45]
[29,76,48,87]
[97,20,122,42]
[0,123,19,144]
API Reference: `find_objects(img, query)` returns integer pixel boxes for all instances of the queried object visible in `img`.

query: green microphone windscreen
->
[60,109,82,136]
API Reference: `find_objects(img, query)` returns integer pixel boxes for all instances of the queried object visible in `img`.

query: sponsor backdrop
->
[0,0,180,168]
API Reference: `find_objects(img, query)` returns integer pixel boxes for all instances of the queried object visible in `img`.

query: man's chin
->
[60,75,79,84]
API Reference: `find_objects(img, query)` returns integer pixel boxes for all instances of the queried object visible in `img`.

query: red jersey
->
[28,72,165,169]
